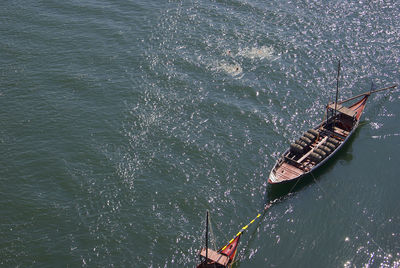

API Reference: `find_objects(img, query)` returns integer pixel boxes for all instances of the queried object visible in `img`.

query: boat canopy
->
[327,102,357,118]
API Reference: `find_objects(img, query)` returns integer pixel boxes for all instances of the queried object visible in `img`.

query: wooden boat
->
[197,236,241,268]
[196,204,272,267]
[197,211,241,268]
[268,84,396,185]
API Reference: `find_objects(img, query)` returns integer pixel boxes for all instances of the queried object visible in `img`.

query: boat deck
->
[274,162,305,182]
[271,127,345,183]
[199,248,229,266]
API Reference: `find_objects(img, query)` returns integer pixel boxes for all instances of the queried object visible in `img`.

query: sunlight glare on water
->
[0,0,399,267]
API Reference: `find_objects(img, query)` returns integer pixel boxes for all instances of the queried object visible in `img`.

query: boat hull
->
[197,235,241,268]
[268,95,368,185]
[268,122,358,184]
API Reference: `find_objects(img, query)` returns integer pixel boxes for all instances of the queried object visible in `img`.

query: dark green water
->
[1,1,399,267]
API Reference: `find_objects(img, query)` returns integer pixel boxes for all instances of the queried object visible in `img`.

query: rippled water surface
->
[1,0,399,267]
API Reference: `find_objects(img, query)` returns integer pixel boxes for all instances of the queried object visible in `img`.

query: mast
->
[205,210,209,263]
[334,60,341,128]
[335,60,340,108]
[370,81,374,94]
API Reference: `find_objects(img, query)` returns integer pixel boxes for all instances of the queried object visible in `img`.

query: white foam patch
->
[212,61,243,77]
[370,122,383,130]
[371,133,400,139]
[237,46,278,60]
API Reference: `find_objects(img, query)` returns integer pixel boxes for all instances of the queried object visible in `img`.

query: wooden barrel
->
[309,152,322,163]
[295,139,307,148]
[290,143,304,154]
[300,136,312,146]
[327,137,340,146]
[325,142,336,150]
[320,145,331,154]
[308,129,319,136]
[304,132,316,141]
[314,148,326,158]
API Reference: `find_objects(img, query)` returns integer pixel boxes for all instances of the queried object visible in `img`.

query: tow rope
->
[219,202,274,251]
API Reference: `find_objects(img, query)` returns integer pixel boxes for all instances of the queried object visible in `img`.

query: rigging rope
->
[208,212,217,250]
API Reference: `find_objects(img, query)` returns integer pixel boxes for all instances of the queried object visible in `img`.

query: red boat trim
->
[349,95,369,120]
[219,234,241,260]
